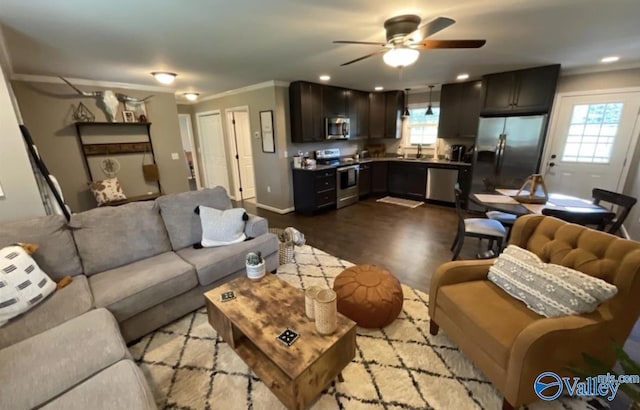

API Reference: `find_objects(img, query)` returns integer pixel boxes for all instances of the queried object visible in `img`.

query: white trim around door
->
[178,113,202,190]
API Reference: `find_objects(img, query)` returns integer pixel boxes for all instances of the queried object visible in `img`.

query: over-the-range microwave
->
[325,117,350,140]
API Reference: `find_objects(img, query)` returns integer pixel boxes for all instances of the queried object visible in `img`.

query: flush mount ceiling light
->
[374,86,384,91]
[151,72,177,85]
[456,73,470,80]
[319,75,331,81]
[183,92,199,101]
[601,56,620,63]
[382,47,420,68]
[425,85,434,116]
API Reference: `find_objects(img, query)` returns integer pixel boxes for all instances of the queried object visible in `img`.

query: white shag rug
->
[129,245,606,410]
[376,196,424,208]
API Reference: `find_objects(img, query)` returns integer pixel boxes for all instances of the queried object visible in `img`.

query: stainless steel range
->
[315,149,359,209]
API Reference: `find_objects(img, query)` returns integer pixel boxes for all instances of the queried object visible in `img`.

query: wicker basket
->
[269,228,295,265]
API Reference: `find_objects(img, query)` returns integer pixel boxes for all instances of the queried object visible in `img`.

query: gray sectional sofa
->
[0,187,278,409]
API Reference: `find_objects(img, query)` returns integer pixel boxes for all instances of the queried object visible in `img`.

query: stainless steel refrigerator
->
[471,115,548,197]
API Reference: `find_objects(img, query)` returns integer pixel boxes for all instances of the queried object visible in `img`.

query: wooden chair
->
[541,208,615,230]
[592,188,637,235]
[451,185,506,261]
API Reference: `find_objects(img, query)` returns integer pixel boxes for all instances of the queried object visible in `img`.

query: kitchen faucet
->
[416,144,422,159]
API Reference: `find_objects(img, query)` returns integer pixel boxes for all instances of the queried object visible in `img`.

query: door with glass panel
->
[542,92,640,198]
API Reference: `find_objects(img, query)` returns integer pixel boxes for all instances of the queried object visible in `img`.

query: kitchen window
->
[407,106,440,145]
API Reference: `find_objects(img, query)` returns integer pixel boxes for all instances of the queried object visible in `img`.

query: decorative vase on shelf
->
[246,251,265,281]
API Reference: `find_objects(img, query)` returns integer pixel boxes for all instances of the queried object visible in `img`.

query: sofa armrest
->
[244,214,268,238]
[504,308,613,405]
[428,259,495,319]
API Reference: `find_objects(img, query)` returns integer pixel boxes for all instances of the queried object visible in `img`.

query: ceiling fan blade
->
[340,49,386,66]
[333,40,387,46]
[405,17,455,42]
[414,39,486,49]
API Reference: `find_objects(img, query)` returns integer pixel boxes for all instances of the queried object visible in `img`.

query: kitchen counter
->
[294,157,471,171]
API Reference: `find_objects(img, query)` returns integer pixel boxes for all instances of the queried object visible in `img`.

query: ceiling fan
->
[333,15,486,68]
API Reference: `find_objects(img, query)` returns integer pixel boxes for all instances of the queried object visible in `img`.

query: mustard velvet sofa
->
[428,214,640,409]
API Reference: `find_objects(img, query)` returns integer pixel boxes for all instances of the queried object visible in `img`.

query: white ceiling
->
[2,0,640,99]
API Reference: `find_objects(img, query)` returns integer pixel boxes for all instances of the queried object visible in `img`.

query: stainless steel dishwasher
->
[426,168,459,203]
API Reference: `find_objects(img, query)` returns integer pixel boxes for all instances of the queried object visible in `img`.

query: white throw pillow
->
[199,206,247,247]
[0,245,56,326]
[488,245,618,318]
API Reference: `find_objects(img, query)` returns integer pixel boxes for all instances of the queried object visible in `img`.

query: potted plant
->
[246,251,265,280]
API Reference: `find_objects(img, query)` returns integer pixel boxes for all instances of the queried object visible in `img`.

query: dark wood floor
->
[239,197,488,293]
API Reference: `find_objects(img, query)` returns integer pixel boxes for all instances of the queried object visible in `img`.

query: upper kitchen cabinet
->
[347,90,370,139]
[323,85,348,117]
[290,81,324,142]
[384,90,404,139]
[438,80,482,138]
[480,64,560,116]
[369,92,386,139]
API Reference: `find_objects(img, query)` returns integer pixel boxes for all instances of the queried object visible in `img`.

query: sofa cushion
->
[0,308,129,410]
[200,206,247,247]
[177,233,278,286]
[0,274,93,349]
[0,214,83,280]
[0,245,57,326]
[89,251,198,322]
[437,280,540,367]
[41,360,156,410]
[488,245,618,317]
[156,187,232,250]
[71,201,171,275]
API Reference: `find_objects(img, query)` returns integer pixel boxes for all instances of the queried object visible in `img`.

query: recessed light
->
[601,56,620,63]
[456,73,470,80]
[151,72,177,84]
[183,92,199,101]
[374,86,384,91]
[319,75,331,81]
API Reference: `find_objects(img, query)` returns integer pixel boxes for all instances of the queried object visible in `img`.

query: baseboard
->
[256,202,294,214]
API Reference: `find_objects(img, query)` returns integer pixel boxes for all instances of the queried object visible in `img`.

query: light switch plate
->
[171,153,179,160]
[0,180,4,198]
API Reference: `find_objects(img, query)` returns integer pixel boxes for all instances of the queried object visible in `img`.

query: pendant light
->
[402,88,410,117]
[425,85,434,116]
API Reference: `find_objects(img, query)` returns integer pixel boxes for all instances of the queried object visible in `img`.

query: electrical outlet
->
[267,186,271,193]
[171,153,179,160]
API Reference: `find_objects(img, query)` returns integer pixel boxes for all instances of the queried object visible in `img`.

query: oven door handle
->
[337,165,359,172]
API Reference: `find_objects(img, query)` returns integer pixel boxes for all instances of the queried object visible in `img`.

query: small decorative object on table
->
[122,110,136,123]
[514,174,549,204]
[314,289,338,335]
[245,251,265,280]
[276,328,300,347]
[304,286,321,319]
[269,227,305,265]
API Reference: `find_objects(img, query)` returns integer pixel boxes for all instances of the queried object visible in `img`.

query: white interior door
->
[178,114,201,190]
[226,109,256,200]
[197,112,230,192]
[542,91,640,198]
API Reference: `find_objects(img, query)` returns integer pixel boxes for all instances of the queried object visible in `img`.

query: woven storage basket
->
[269,228,295,265]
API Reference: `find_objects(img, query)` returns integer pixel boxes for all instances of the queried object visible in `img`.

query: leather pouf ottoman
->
[333,264,403,328]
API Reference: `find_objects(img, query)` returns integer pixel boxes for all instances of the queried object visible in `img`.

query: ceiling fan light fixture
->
[152,72,177,85]
[184,92,199,101]
[383,47,419,68]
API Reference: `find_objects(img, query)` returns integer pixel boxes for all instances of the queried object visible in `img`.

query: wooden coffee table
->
[204,274,356,410]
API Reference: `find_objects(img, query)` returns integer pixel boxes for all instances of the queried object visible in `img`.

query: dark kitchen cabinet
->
[347,90,370,139]
[480,64,560,116]
[358,162,371,196]
[370,161,388,194]
[438,81,482,138]
[292,168,336,214]
[388,162,427,200]
[384,91,404,139]
[369,92,386,139]
[290,81,324,142]
[323,85,348,117]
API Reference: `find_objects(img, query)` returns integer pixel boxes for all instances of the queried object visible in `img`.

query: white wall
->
[0,63,45,222]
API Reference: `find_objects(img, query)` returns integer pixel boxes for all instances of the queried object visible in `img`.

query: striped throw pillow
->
[0,245,56,326]
[488,245,617,317]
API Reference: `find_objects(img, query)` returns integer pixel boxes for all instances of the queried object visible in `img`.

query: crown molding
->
[10,73,174,93]
[196,80,290,103]
[560,62,640,76]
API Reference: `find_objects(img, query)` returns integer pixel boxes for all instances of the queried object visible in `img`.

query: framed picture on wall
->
[124,101,148,122]
[122,110,136,123]
[260,110,275,153]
